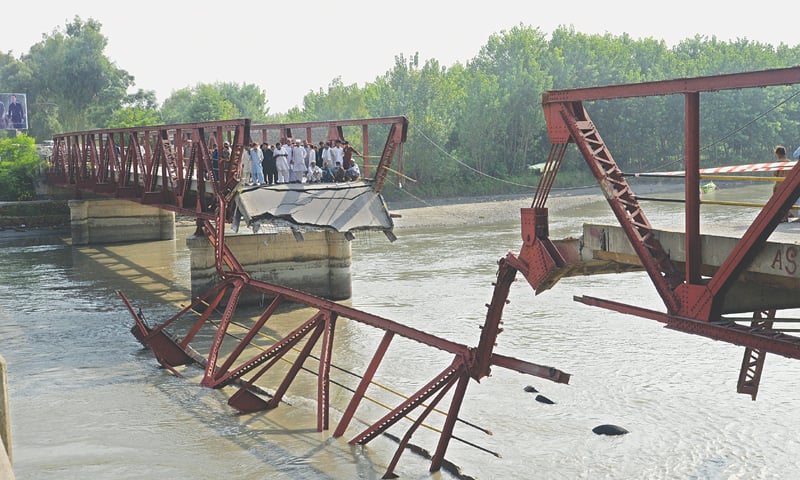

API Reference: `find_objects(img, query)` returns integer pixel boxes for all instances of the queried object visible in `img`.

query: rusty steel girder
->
[47,116,410,220]
[531,67,800,400]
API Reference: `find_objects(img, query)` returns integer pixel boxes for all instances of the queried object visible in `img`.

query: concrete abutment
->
[186,230,352,304]
[66,198,353,303]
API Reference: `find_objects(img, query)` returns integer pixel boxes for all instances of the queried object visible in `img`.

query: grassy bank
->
[0,201,70,228]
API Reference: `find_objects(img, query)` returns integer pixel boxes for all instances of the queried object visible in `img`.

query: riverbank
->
[0,181,681,238]
[387,185,609,229]
[385,181,686,229]
[0,200,70,238]
[387,190,601,229]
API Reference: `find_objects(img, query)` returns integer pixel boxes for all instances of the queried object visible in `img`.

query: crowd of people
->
[211,138,363,186]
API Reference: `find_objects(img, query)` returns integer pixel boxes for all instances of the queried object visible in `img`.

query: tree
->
[106,89,162,128]
[161,82,266,124]
[16,16,134,136]
[302,77,370,122]
[459,25,550,179]
[219,82,269,122]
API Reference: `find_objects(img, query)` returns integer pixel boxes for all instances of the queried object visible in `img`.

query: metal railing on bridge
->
[46,116,409,221]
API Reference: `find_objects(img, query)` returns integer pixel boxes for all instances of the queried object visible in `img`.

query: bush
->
[0,135,44,201]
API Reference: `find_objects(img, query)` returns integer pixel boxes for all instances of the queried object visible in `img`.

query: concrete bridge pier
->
[68,199,175,245]
[186,230,352,306]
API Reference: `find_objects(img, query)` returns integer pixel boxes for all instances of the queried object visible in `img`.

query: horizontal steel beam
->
[542,67,800,104]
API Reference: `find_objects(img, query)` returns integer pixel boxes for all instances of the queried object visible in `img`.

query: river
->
[2,182,799,479]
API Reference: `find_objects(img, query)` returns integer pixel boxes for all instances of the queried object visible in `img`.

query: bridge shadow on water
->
[63,229,455,479]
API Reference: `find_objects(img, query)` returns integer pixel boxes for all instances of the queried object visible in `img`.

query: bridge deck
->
[549,221,800,314]
[233,180,394,235]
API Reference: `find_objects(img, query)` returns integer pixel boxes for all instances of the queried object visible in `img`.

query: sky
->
[5,0,799,113]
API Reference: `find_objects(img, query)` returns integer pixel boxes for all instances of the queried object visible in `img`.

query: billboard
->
[0,93,28,130]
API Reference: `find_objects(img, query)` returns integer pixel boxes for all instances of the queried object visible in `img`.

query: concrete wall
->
[0,355,14,479]
[186,230,352,304]
[69,199,175,245]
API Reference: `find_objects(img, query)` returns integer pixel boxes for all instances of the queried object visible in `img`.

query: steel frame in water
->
[48,116,572,477]
[120,205,570,477]
[528,67,800,400]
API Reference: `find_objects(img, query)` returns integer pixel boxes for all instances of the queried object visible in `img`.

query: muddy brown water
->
[3,183,799,479]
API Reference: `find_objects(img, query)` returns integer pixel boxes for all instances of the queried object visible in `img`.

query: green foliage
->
[161,82,267,124]
[361,28,800,200]
[0,135,43,201]
[12,16,134,137]
[106,89,162,128]
[219,82,270,122]
[302,77,370,121]
[6,18,800,202]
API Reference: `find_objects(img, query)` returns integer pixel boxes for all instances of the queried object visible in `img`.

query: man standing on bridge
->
[249,143,265,185]
[773,145,795,222]
[290,139,307,183]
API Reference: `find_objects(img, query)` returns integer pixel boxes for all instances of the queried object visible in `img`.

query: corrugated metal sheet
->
[233,181,394,233]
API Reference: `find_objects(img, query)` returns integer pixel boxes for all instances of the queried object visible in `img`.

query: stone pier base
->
[186,230,352,305]
[68,199,175,245]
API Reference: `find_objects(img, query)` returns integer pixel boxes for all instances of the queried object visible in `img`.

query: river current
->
[3,183,799,479]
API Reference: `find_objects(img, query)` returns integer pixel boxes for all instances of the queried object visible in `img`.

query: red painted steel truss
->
[47,116,572,477]
[47,116,411,213]
[527,67,800,400]
[118,228,569,476]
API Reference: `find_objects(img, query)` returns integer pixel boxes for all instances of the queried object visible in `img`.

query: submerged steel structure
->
[524,67,800,401]
[47,115,571,478]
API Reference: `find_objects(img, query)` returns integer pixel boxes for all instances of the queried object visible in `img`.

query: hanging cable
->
[410,123,536,189]
[409,123,597,194]
[640,87,800,173]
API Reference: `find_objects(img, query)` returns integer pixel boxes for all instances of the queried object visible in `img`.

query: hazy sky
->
[5,0,799,113]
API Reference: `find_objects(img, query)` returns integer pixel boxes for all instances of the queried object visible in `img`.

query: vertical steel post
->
[317,313,337,431]
[362,124,370,177]
[429,370,471,473]
[333,331,394,437]
[685,92,702,285]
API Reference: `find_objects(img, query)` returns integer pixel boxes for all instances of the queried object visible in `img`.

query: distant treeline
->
[2,19,799,200]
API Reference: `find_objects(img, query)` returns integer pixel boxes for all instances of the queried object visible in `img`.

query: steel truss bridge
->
[47,115,570,478]
[527,66,800,402]
[45,67,800,477]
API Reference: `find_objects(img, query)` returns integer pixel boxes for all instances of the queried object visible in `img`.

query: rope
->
[200,314,497,452]
[381,165,417,183]
[384,181,436,207]
[410,123,536,189]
